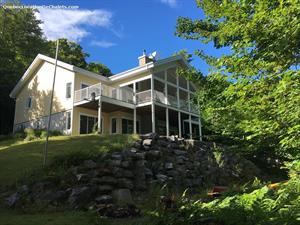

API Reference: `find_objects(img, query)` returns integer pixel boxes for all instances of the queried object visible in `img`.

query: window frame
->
[26,97,32,109]
[66,111,71,130]
[66,82,72,99]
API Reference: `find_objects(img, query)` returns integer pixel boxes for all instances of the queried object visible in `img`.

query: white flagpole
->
[43,39,59,167]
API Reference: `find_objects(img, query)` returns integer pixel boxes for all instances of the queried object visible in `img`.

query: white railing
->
[153,90,165,103]
[136,90,151,104]
[74,84,198,114]
[74,83,134,104]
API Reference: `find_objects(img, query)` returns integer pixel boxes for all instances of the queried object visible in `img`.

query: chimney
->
[138,50,153,66]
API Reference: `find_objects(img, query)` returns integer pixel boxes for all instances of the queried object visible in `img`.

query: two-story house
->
[9,52,202,140]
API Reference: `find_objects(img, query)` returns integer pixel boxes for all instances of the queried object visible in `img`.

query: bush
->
[24,128,36,141]
[155,161,300,225]
[24,128,63,141]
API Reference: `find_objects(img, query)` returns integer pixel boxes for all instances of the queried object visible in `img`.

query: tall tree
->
[176,0,300,159]
[0,6,47,135]
[86,62,113,77]
[46,38,88,69]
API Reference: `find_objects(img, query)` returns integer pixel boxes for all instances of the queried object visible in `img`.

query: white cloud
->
[90,40,117,48]
[35,9,113,41]
[159,0,177,8]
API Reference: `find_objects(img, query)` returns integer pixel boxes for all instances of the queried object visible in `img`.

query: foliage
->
[47,38,89,68]
[0,4,48,135]
[172,49,193,62]
[155,160,300,225]
[24,128,62,141]
[46,38,113,77]
[86,62,113,77]
[176,0,300,159]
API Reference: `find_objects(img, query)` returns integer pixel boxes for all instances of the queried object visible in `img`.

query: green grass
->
[0,134,138,186]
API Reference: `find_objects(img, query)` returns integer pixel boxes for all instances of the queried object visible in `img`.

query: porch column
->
[133,82,137,134]
[151,103,155,133]
[189,114,192,139]
[198,117,202,141]
[166,107,169,137]
[98,99,102,133]
[151,75,156,133]
[98,84,102,133]
[178,111,182,138]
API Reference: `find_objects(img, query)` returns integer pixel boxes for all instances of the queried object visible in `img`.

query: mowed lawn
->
[0,134,137,186]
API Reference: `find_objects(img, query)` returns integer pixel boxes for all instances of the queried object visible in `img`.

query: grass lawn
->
[0,134,137,186]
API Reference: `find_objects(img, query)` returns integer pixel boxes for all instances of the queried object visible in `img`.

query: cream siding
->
[14,61,75,126]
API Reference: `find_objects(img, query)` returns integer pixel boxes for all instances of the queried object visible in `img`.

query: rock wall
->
[3,134,261,211]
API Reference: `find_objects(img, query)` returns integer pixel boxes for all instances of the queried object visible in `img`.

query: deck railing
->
[74,83,198,114]
[136,90,151,104]
[74,83,134,104]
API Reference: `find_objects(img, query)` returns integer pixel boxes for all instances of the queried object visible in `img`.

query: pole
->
[43,40,59,166]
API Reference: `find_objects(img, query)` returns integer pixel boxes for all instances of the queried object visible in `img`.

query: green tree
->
[46,38,88,69]
[0,6,48,134]
[86,62,113,77]
[176,0,300,159]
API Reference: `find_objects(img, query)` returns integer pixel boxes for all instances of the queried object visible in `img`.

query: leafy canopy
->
[176,0,300,159]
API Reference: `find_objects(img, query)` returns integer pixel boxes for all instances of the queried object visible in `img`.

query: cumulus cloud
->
[35,9,113,41]
[159,0,177,8]
[90,40,117,48]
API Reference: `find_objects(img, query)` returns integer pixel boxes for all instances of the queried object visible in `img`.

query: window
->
[80,115,98,134]
[111,118,117,133]
[66,82,72,98]
[26,97,32,108]
[121,119,139,134]
[66,112,71,130]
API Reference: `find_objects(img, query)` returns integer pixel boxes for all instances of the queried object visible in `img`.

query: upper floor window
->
[26,97,32,108]
[66,82,72,98]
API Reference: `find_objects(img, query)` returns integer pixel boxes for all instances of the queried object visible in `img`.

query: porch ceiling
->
[76,101,133,113]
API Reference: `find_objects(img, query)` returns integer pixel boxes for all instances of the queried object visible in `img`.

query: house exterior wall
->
[13,61,75,133]
[74,72,100,90]
[71,107,141,135]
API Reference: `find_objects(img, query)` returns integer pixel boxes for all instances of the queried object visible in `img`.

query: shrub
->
[155,161,300,225]
[24,128,36,141]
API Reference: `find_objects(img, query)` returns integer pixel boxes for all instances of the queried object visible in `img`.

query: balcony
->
[73,83,198,114]
[74,83,134,104]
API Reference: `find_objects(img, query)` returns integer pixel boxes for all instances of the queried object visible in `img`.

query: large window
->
[66,82,72,98]
[80,115,98,134]
[121,119,139,134]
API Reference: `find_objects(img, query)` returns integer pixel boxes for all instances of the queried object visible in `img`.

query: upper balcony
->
[74,83,134,105]
[73,82,198,115]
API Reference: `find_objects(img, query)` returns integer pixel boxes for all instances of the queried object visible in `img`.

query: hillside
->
[0,135,137,186]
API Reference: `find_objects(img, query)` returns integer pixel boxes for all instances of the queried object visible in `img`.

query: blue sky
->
[22,0,226,74]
